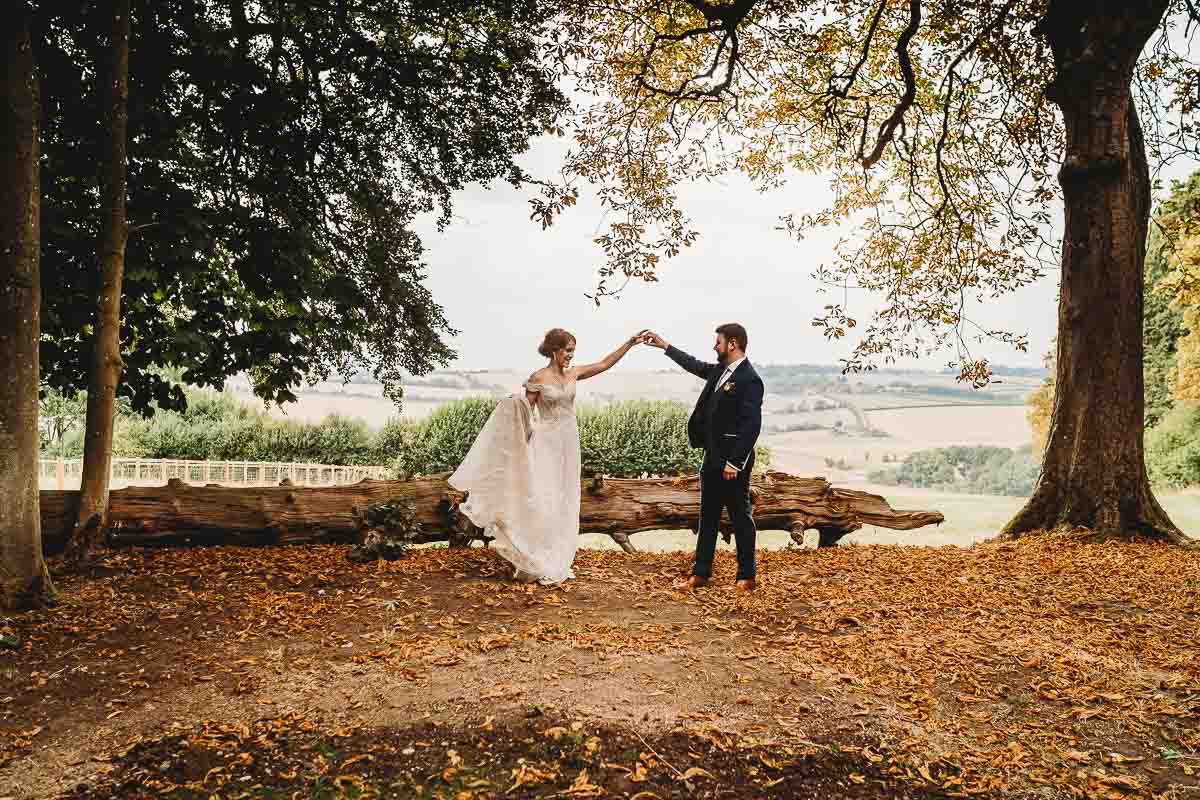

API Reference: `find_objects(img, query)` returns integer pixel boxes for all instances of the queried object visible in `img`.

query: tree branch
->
[631,0,760,101]
[860,0,922,169]
[683,0,759,28]
[126,221,160,237]
[935,0,1016,215]
[830,0,888,101]
[1185,0,1200,37]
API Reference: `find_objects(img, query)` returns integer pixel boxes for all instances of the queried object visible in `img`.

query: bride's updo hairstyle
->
[538,328,576,358]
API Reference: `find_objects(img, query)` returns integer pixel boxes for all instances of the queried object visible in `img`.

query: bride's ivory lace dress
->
[447,378,581,584]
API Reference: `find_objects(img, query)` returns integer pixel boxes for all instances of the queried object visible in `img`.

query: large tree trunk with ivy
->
[1002,2,1187,543]
[70,0,131,562]
[39,472,945,553]
[1,5,56,609]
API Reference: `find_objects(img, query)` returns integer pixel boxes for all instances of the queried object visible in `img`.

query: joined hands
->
[640,330,668,349]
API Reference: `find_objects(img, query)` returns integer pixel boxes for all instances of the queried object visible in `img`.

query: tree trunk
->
[38,472,945,554]
[1002,1,1188,543]
[0,5,56,609]
[69,0,131,562]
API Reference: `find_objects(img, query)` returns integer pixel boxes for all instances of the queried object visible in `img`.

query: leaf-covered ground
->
[53,712,948,799]
[1,532,1198,798]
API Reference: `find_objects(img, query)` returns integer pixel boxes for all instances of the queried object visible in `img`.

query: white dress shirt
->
[717,356,745,390]
[716,356,746,472]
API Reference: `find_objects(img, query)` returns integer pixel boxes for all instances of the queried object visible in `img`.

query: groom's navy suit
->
[665,345,764,580]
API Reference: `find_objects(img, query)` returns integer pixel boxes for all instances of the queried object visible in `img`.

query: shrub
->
[868,467,900,485]
[1146,400,1200,487]
[385,397,770,478]
[112,390,375,465]
[578,400,702,477]
[370,417,425,467]
[870,445,1040,496]
[286,414,372,465]
[971,446,1039,496]
[392,397,501,476]
[347,497,422,563]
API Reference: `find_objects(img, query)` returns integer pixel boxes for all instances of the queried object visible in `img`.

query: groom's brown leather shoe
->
[734,578,757,593]
[675,575,708,592]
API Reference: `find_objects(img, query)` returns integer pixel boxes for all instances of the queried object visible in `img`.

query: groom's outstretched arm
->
[664,345,719,380]
[642,330,718,380]
[727,377,765,472]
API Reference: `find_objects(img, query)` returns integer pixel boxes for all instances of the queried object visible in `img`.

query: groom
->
[643,324,764,592]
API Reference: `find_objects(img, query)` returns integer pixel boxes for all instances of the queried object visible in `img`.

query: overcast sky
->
[414,136,1199,374]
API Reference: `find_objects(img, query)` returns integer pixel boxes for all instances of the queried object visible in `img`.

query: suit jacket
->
[665,345,764,473]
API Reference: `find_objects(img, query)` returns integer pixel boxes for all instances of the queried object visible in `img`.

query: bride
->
[448,328,645,584]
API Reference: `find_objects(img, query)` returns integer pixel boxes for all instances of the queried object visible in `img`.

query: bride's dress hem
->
[444,489,576,586]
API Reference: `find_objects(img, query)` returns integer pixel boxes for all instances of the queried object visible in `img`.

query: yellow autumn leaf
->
[680,766,716,781]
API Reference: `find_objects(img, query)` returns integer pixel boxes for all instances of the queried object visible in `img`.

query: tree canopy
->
[538,0,1199,379]
[36,0,566,413]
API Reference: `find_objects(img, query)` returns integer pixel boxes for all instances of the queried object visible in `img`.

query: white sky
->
[415,136,1199,373]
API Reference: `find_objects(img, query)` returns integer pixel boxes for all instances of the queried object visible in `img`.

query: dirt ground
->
[1,533,1198,799]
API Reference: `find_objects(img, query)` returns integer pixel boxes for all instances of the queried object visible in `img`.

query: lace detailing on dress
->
[523,378,576,425]
[448,378,581,585]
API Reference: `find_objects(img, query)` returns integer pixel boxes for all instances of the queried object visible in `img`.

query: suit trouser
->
[691,463,757,580]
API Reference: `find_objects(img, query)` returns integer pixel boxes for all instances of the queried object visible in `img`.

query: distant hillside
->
[655,363,1049,379]
[940,364,1050,379]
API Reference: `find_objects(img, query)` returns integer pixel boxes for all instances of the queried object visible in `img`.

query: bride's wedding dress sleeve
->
[522,382,545,430]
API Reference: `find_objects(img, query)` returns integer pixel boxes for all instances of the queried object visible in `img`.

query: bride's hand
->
[629,330,649,346]
[640,331,667,349]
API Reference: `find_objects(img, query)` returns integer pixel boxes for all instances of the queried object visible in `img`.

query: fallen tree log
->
[40,471,943,554]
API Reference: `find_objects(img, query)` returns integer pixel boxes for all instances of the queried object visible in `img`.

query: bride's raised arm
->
[573,331,646,381]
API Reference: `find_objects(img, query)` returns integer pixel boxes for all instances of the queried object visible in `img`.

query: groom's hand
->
[723,464,738,480]
[642,331,668,349]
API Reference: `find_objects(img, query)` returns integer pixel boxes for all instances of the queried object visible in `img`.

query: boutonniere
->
[723,381,736,394]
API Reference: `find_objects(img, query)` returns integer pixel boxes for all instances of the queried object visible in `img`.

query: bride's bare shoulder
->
[526,367,550,385]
